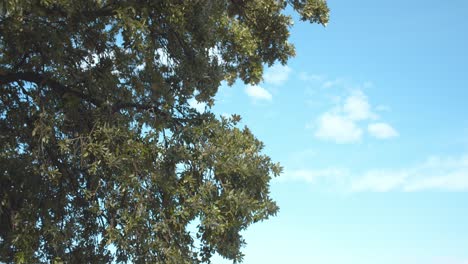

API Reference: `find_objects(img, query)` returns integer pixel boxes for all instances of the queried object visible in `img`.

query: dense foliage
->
[0,0,328,262]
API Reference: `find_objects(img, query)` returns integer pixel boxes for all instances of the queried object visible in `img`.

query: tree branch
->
[0,71,103,107]
[0,71,195,123]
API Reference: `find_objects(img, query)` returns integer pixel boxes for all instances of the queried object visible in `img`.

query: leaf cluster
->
[0,0,328,262]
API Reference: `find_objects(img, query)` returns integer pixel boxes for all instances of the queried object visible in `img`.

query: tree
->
[0,0,328,263]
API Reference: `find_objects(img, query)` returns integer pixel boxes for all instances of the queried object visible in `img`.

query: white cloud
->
[322,78,342,88]
[80,53,99,70]
[135,62,145,71]
[156,48,174,66]
[298,72,324,82]
[313,89,397,143]
[376,105,391,112]
[343,90,377,121]
[350,169,410,192]
[378,256,468,264]
[280,154,468,193]
[297,72,346,89]
[315,112,363,143]
[427,257,468,264]
[208,46,223,63]
[280,168,349,183]
[188,98,206,113]
[362,81,373,88]
[299,73,374,91]
[402,155,468,191]
[245,85,272,101]
[368,122,399,139]
[263,64,291,85]
[80,52,115,70]
[221,113,231,119]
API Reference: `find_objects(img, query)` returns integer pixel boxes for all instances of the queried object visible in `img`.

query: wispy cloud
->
[298,72,376,92]
[350,169,410,192]
[368,122,399,139]
[298,72,324,82]
[427,257,468,264]
[245,84,273,101]
[322,78,342,89]
[280,154,468,192]
[376,105,391,112]
[279,168,349,184]
[263,64,291,85]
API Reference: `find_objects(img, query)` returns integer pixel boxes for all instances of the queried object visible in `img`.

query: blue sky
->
[203,1,468,263]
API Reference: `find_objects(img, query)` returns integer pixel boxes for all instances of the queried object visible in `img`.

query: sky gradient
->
[204,1,468,263]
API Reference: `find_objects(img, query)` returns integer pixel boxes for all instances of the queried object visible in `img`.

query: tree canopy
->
[0,0,328,263]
